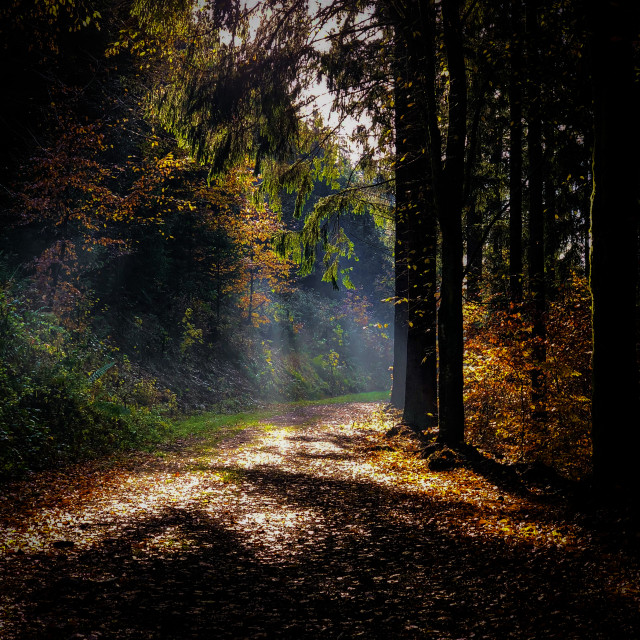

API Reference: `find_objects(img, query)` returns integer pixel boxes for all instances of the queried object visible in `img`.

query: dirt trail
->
[0,402,638,639]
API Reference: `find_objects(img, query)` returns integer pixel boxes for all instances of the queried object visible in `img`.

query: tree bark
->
[433,0,467,445]
[403,193,438,430]
[392,28,438,426]
[589,0,640,496]
[390,63,410,409]
[390,205,409,409]
[391,35,409,409]
[526,0,546,410]
[509,0,524,304]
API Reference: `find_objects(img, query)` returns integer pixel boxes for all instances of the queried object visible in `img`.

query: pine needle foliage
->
[124,0,393,289]
[133,0,312,178]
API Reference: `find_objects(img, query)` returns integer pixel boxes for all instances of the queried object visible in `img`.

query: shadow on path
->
[1,403,638,639]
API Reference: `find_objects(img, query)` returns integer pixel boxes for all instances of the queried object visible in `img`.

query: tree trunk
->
[390,54,410,409]
[403,196,438,430]
[392,0,466,442]
[392,30,438,426]
[509,0,524,304]
[390,209,409,409]
[438,204,465,445]
[589,0,640,496]
[434,0,467,445]
[526,0,546,411]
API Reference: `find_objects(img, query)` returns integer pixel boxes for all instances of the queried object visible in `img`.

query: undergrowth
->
[0,277,389,480]
[0,286,172,478]
[464,275,592,480]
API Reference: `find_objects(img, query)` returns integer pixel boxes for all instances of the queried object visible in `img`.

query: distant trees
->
[0,0,394,478]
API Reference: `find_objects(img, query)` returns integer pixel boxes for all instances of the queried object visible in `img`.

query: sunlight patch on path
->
[0,402,587,555]
[191,403,388,562]
[1,402,639,640]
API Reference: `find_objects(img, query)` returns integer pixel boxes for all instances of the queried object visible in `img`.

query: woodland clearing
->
[0,401,638,639]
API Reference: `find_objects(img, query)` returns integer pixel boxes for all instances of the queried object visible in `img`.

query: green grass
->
[299,390,390,405]
[168,390,389,441]
[171,409,278,439]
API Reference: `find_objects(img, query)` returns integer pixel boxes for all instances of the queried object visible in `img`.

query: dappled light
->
[1,0,640,637]
[1,402,638,638]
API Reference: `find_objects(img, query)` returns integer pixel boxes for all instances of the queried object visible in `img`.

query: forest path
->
[1,401,639,639]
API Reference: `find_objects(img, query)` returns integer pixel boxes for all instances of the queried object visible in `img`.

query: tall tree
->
[588,0,640,496]
[390,58,410,410]
[386,0,468,441]
[526,0,546,409]
[389,211,409,408]
[394,36,438,428]
[423,0,467,444]
[508,0,524,304]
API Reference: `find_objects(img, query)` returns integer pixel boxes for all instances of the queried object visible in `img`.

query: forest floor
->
[0,402,639,639]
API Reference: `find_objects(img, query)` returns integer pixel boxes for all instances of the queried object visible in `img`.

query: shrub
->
[0,287,170,478]
[464,275,592,479]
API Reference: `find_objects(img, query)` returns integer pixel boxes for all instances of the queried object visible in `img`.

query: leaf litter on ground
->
[0,401,638,639]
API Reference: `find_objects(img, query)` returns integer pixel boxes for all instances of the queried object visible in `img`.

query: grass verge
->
[169,390,389,441]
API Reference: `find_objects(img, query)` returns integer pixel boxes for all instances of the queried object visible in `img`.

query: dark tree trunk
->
[392,30,438,426]
[391,0,466,442]
[390,207,409,409]
[509,0,524,304]
[438,203,465,445]
[526,0,546,410]
[589,0,640,496]
[390,62,410,409]
[431,0,467,445]
[402,194,438,430]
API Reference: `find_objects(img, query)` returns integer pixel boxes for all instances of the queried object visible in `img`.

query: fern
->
[89,361,116,384]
